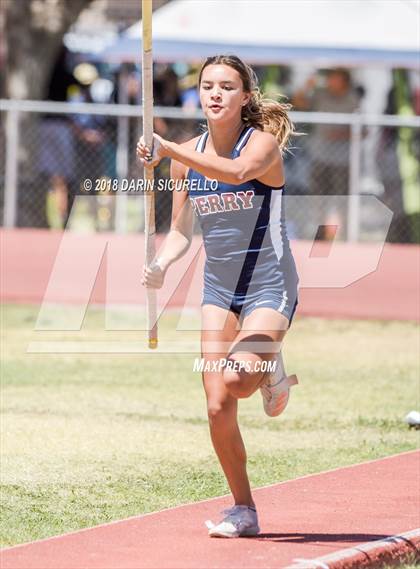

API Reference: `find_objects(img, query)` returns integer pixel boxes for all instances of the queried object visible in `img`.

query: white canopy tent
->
[101,0,420,67]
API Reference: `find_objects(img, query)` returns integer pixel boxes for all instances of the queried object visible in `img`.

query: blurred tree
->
[3,0,94,100]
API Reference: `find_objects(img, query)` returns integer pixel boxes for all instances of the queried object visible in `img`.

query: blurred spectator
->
[154,65,182,107]
[153,65,183,138]
[126,68,142,105]
[90,75,118,181]
[179,66,200,113]
[375,86,409,242]
[153,65,186,232]
[293,68,361,240]
[39,46,78,228]
[70,82,116,231]
[115,65,142,183]
[261,65,293,99]
[71,84,107,182]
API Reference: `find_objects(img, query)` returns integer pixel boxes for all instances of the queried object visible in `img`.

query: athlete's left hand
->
[136,133,168,168]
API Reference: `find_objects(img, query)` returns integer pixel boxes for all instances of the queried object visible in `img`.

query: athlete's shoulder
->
[248,128,278,146]
[180,134,203,150]
[243,128,280,155]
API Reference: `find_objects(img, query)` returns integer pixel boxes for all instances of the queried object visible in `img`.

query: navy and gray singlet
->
[187,125,299,327]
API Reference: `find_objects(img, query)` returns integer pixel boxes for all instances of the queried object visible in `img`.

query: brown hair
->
[198,54,295,152]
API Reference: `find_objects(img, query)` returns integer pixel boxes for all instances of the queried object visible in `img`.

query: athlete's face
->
[199,64,250,122]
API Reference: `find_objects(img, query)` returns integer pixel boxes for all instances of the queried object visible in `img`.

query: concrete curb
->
[286,528,420,568]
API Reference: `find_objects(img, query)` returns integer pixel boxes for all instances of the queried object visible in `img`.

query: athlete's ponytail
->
[242,88,294,152]
[199,55,295,152]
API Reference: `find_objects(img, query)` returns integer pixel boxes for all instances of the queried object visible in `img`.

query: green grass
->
[1,303,419,548]
[383,557,419,569]
[383,562,420,569]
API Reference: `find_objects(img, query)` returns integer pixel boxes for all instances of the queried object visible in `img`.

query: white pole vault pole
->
[142,0,158,348]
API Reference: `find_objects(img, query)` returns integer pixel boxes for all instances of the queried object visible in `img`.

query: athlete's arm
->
[142,153,194,289]
[138,130,280,185]
[156,158,193,271]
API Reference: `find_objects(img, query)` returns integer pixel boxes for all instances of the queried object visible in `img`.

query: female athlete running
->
[137,55,299,538]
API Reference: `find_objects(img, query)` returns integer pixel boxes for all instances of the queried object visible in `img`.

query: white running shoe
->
[260,352,298,417]
[205,505,260,538]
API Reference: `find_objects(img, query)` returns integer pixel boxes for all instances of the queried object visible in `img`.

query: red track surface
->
[1,229,419,321]
[1,451,419,569]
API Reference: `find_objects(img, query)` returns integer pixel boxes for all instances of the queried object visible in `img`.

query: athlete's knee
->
[223,367,261,399]
[207,401,224,420]
[207,399,235,426]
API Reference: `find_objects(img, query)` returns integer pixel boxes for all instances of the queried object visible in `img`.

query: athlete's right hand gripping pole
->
[142,0,158,349]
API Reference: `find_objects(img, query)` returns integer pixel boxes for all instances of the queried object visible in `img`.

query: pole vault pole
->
[142,0,158,349]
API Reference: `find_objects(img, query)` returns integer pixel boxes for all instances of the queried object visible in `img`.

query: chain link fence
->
[1,99,419,243]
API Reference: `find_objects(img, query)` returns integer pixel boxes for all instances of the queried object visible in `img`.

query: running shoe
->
[205,505,260,538]
[260,352,298,417]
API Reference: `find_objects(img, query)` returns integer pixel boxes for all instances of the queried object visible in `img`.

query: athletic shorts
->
[202,282,299,329]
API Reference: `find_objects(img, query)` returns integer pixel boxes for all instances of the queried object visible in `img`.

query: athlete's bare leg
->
[223,307,290,399]
[201,304,255,507]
